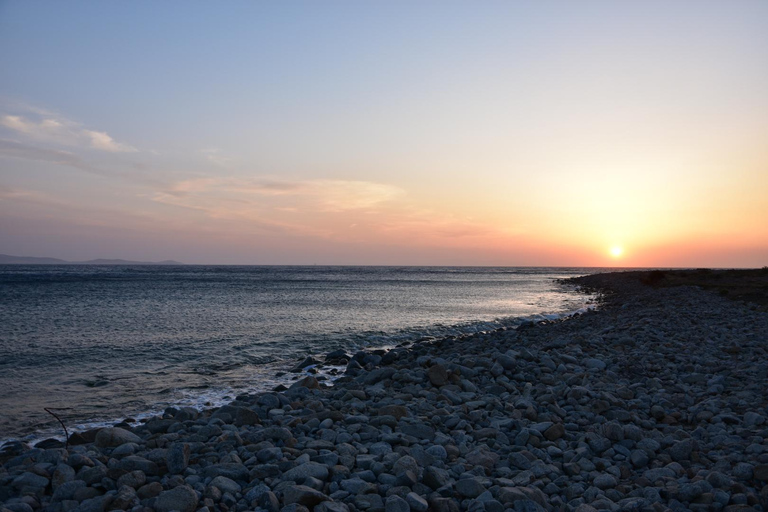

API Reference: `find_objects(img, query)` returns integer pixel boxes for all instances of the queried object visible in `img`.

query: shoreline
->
[2,270,767,511]
[0,286,595,447]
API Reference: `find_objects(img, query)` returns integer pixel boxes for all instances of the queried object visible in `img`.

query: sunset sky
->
[1,1,767,267]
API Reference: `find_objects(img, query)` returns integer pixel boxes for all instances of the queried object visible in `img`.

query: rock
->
[465,446,498,469]
[154,485,199,512]
[669,438,695,461]
[12,472,49,489]
[385,495,410,512]
[399,423,435,441]
[166,443,190,474]
[584,358,606,370]
[378,405,408,419]
[203,463,249,480]
[280,505,310,512]
[136,481,163,500]
[593,474,617,489]
[754,464,768,482]
[427,364,449,387]
[110,485,139,510]
[116,470,146,489]
[406,492,429,512]
[325,349,350,362]
[428,497,460,512]
[79,466,107,486]
[496,354,517,371]
[211,475,242,494]
[316,503,350,512]
[52,463,76,489]
[497,487,548,508]
[603,421,624,442]
[292,356,320,371]
[340,478,376,495]
[543,423,564,441]
[76,494,114,512]
[283,462,330,482]
[174,406,199,421]
[282,485,329,507]
[51,480,85,502]
[259,491,281,512]
[630,449,649,468]
[355,493,385,510]
[422,466,451,490]
[456,478,486,498]
[234,406,261,426]
[115,455,158,475]
[94,427,141,448]
[744,411,765,426]
[512,500,547,512]
[289,376,320,390]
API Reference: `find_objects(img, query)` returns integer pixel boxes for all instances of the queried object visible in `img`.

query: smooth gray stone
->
[154,485,199,512]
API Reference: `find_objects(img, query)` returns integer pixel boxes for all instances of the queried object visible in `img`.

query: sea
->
[0,265,605,443]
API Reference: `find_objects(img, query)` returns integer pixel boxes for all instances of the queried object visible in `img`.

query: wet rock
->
[290,376,320,390]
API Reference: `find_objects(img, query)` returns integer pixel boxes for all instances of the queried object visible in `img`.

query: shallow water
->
[0,265,603,441]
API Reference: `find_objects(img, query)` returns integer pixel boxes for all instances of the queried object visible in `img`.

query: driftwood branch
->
[44,408,69,449]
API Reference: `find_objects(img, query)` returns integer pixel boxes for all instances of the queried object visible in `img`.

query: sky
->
[1,1,767,267]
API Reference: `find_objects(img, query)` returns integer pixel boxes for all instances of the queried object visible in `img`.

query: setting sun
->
[610,246,624,258]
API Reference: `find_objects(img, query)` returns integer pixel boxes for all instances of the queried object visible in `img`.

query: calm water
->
[0,265,600,441]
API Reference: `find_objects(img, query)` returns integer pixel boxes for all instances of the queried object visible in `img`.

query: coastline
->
[2,270,767,511]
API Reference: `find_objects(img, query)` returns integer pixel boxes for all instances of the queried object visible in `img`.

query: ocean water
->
[0,265,600,442]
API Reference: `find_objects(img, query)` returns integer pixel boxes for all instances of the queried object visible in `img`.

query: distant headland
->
[0,254,183,265]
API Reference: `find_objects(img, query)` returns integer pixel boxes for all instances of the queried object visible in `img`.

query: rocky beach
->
[2,270,767,512]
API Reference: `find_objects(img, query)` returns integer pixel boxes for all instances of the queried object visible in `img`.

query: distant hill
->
[0,254,183,265]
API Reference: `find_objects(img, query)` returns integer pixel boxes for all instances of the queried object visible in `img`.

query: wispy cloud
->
[199,148,232,167]
[0,138,165,187]
[157,177,404,213]
[0,138,110,176]
[151,175,505,244]
[0,112,136,153]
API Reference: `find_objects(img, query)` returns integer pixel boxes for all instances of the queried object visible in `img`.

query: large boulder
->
[94,427,141,448]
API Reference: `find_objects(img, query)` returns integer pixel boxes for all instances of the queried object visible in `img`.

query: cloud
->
[0,138,165,187]
[0,138,109,176]
[0,113,136,153]
[199,148,232,167]
[157,177,404,213]
[84,129,136,152]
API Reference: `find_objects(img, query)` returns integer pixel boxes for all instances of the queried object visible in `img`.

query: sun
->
[610,246,624,258]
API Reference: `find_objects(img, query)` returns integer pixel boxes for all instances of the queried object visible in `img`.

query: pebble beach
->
[2,270,767,512]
